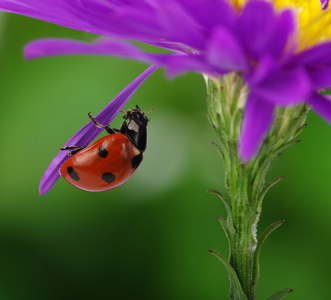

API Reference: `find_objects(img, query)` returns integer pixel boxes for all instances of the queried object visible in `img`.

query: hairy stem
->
[206,74,308,300]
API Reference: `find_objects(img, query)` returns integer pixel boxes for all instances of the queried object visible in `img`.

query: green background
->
[0,13,330,300]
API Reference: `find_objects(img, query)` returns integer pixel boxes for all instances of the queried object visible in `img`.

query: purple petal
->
[307,66,331,88]
[250,67,312,105]
[0,0,158,42]
[24,37,153,62]
[116,1,207,51]
[0,0,186,52]
[291,42,331,66]
[246,55,277,85]
[236,1,295,60]
[0,0,111,36]
[265,9,296,59]
[39,63,160,195]
[101,4,172,42]
[239,93,275,161]
[159,54,214,77]
[321,0,329,9]
[158,1,207,50]
[177,0,236,32]
[237,0,275,60]
[207,27,248,72]
[307,93,331,123]
[148,41,187,54]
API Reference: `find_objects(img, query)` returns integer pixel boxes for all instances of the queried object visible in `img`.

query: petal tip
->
[39,180,51,196]
[23,44,38,60]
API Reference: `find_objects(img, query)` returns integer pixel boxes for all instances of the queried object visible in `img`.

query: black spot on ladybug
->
[67,166,80,181]
[102,172,116,183]
[131,153,143,169]
[98,145,108,158]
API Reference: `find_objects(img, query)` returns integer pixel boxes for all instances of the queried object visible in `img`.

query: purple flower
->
[1,0,331,181]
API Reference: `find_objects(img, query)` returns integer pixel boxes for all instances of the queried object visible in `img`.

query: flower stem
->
[206,74,308,299]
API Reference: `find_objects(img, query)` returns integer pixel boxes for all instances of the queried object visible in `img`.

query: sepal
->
[256,176,286,210]
[209,250,248,300]
[253,220,285,285]
[207,189,231,217]
[267,288,293,300]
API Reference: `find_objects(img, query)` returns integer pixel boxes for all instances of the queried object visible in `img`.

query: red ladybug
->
[60,105,150,192]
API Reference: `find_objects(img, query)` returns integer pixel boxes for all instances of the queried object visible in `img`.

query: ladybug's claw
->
[61,146,85,155]
[88,112,118,135]
[88,112,102,127]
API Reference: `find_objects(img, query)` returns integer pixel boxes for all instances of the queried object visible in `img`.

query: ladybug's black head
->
[127,105,149,127]
[121,105,152,152]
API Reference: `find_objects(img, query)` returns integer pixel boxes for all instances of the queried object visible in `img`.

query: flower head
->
[1,0,331,162]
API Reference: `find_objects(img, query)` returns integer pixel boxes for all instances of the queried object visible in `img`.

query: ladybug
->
[60,105,151,192]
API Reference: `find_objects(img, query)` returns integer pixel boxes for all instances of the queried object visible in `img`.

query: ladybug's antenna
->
[120,106,154,115]
[144,108,155,114]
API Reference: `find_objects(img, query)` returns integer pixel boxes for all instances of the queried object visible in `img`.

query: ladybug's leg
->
[120,119,128,134]
[88,112,119,134]
[61,146,85,156]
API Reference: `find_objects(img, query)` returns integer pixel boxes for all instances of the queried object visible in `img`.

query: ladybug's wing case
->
[60,134,141,192]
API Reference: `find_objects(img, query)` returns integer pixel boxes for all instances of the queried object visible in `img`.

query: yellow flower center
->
[230,0,331,50]
[274,0,331,49]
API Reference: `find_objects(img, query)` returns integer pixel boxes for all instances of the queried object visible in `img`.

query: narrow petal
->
[246,55,277,85]
[292,42,331,66]
[321,0,330,10]
[239,93,275,161]
[0,0,110,36]
[24,37,153,62]
[207,27,248,72]
[237,0,276,60]
[0,0,158,42]
[158,1,206,50]
[157,54,214,77]
[117,1,207,51]
[39,63,160,195]
[307,66,331,88]
[250,67,312,105]
[265,10,296,59]
[307,93,331,123]
[0,0,187,51]
[178,0,236,32]
[237,2,295,60]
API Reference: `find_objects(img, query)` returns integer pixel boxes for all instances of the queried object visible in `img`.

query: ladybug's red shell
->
[60,134,142,192]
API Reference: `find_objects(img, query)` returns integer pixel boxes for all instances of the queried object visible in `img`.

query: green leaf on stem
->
[253,220,285,285]
[267,288,293,300]
[216,216,231,258]
[207,189,231,217]
[209,249,248,300]
[207,190,233,254]
[276,139,301,155]
[210,141,226,164]
[257,176,286,210]
[292,123,307,139]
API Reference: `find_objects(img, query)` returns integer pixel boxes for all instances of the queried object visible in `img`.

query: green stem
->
[206,74,308,300]
[228,164,257,300]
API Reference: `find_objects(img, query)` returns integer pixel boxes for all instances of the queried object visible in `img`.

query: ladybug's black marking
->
[102,172,116,183]
[67,166,80,181]
[131,153,143,169]
[98,145,108,158]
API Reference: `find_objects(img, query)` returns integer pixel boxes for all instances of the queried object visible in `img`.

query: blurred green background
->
[0,13,330,300]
